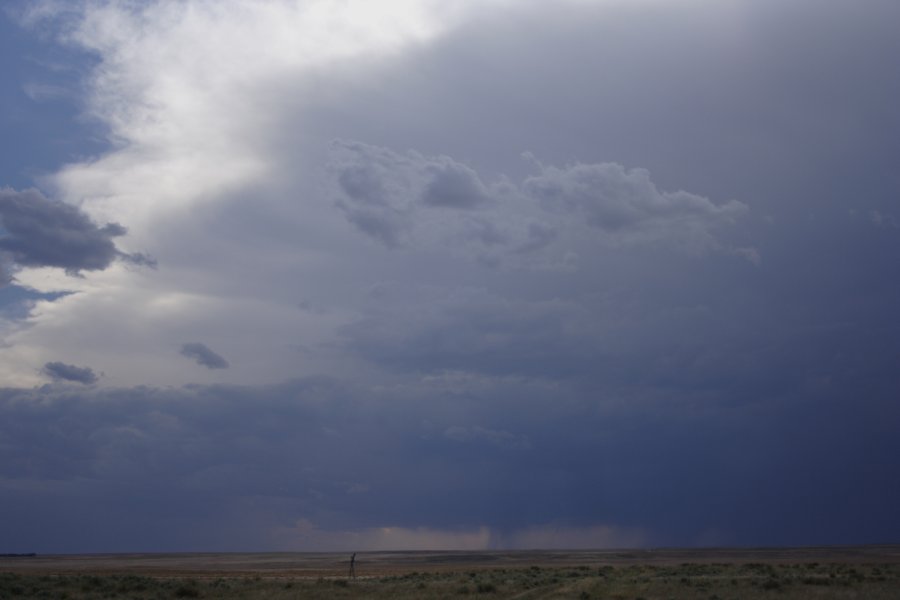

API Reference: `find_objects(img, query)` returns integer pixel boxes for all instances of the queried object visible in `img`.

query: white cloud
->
[46,0,464,227]
[21,82,71,102]
[4,1,493,386]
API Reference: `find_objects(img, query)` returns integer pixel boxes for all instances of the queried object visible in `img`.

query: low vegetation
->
[1,561,898,599]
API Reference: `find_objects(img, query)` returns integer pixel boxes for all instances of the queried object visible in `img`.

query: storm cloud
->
[522,160,748,251]
[180,343,230,370]
[0,188,153,281]
[42,361,98,385]
[1,372,897,553]
[1,0,898,553]
[330,140,495,247]
[330,141,749,262]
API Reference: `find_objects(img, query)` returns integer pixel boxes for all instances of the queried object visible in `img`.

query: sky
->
[1,0,899,553]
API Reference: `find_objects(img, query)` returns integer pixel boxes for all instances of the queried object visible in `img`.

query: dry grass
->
[2,560,899,599]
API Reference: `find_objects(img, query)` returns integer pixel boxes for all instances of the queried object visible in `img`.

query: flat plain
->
[1,546,899,598]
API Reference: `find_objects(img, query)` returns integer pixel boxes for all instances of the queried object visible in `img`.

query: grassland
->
[1,547,898,599]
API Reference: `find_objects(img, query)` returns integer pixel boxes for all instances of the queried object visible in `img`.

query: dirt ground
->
[2,546,898,579]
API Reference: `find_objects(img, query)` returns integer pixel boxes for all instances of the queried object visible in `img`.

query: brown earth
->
[2,546,899,579]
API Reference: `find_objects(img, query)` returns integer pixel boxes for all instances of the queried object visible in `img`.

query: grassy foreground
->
[2,562,899,599]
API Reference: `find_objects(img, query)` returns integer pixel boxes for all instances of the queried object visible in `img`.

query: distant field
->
[1,546,899,598]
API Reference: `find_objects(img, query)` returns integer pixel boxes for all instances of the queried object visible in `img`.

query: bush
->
[174,584,201,598]
[761,578,781,590]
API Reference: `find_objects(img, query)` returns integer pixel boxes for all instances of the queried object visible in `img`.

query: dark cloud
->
[329,140,495,247]
[522,160,747,250]
[421,160,491,209]
[120,251,158,268]
[310,0,900,233]
[343,205,408,248]
[0,373,897,552]
[515,222,557,254]
[340,286,598,379]
[0,187,153,280]
[330,141,414,247]
[0,286,71,319]
[180,342,230,369]
[329,141,749,261]
[42,361,98,384]
[3,0,900,554]
[444,425,531,451]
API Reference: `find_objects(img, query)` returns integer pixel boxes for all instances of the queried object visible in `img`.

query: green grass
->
[1,561,898,599]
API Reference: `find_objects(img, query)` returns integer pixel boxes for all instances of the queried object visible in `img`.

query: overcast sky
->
[1,0,899,553]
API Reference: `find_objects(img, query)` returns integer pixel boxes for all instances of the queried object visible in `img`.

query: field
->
[1,546,899,599]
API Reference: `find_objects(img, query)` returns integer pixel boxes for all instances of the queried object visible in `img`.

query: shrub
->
[174,584,201,598]
[761,578,781,590]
